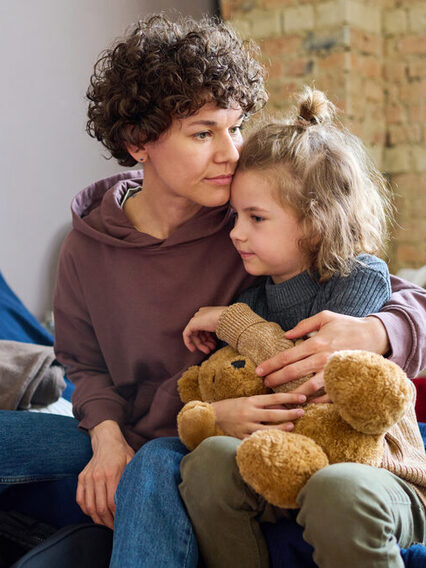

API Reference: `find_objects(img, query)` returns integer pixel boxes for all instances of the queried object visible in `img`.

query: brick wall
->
[220,0,426,271]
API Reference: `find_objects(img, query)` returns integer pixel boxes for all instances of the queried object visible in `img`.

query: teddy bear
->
[177,303,414,509]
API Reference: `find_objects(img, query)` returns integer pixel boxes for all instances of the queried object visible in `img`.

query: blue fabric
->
[111,437,198,568]
[0,271,74,401]
[0,410,92,527]
[264,426,426,568]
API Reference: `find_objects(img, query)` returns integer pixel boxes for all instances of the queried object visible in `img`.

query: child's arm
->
[183,306,227,354]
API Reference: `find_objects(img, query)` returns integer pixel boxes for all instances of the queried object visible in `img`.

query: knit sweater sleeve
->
[320,256,392,317]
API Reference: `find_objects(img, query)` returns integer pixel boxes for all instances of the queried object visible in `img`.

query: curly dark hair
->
[86,14,267,166]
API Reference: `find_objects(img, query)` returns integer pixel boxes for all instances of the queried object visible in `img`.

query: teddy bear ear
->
[178,366,202,403]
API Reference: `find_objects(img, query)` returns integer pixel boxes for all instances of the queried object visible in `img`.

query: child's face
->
[230,169,309,284]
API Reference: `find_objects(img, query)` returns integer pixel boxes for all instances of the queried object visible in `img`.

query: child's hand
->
[183,306,227,354]
[211,392,306,439]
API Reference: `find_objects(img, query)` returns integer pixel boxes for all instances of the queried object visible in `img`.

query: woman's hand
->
[211,392,306,439]
[183,306,227,354]
[256,311,390,392]
[76,420,135,529]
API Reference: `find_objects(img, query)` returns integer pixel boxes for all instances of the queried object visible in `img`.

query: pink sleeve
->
[371,275,426,377]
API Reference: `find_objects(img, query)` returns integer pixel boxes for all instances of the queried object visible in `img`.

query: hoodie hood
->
[71,170,233,250]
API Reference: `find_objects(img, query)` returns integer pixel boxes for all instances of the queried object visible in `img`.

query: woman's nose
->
[215,134,240,164]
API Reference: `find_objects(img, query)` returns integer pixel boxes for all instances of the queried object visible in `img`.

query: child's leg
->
[297,462,426,568]
[179,436,286,568]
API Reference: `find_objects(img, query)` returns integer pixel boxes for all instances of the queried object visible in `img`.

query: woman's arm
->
[54,244,134,528]
[255,276,426,391]
[371,275,426,377]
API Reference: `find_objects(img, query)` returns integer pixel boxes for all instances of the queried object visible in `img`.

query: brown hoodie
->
[53,170,253,449]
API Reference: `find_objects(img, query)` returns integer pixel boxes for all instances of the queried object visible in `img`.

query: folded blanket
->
[0,340,66,410]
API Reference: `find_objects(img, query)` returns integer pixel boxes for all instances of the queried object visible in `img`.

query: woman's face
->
[136,103,245,208]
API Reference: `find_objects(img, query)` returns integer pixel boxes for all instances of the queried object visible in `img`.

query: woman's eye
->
[194,131,211,140]
[230,124,243,135]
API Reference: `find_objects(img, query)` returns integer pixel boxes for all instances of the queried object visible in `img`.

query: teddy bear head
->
[178,345,270,404]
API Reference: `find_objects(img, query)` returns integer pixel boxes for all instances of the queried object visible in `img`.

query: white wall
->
[0,0,215,320]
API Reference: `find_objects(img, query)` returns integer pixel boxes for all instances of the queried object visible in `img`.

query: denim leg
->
[0,411,92,482]
[0,410,92,526]
[110,437,198,568]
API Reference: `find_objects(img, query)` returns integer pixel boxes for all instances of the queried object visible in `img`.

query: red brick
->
[388,125,422,145]
[384,61,406,82]
[386,103,406,124]
[399,35,426,55]
[350,53,382,78]
[409,61,426,79]
[267,60,284,80]
[259,36,302,56]
[394,244,425,264]
[350,29,382,56]
[262,0,298,6]
[317,51,347,71]
[283,57,313,77]
[399,79,426,101]
[408,100,426,123]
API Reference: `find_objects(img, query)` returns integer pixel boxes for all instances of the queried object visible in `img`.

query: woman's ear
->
[125,143,148,164]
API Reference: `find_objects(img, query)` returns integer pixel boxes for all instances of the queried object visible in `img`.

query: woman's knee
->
[117,437,187,497]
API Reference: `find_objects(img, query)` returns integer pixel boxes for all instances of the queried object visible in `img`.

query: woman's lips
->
[205,175,233,186]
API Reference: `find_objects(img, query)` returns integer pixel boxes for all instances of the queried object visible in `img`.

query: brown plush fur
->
[177,347,412,508]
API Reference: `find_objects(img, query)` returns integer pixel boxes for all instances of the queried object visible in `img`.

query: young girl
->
[179,88,426,568]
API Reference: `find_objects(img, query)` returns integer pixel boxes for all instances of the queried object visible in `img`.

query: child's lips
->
[238,251,255,259]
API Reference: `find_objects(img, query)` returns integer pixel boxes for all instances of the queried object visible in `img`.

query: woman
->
[1,14,425,568]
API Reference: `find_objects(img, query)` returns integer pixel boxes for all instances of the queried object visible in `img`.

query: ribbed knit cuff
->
[216,302,267,350]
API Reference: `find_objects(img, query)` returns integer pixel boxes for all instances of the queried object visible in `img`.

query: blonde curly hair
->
[237,87,393,281]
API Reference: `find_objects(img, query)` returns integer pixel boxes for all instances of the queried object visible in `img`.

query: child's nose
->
[230,222,242,241]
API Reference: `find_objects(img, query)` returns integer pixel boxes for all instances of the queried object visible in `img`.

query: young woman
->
[0,15,425,568]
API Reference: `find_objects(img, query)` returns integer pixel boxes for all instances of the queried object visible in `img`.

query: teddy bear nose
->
[231,360,246,369]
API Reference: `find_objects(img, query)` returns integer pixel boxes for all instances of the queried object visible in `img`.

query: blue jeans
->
[0,410,92,526]
[111,437,198,568]
[0,412,197,567]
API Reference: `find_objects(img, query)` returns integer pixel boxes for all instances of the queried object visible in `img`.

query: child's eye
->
[251,215,264,223]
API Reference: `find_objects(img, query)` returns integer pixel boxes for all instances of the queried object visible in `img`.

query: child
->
[179,88,426,568]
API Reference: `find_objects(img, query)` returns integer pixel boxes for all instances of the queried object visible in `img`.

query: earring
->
[139,158,144,163]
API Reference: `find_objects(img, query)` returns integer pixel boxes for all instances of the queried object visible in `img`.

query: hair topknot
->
[86,14,267,166]
[295,86,336,126]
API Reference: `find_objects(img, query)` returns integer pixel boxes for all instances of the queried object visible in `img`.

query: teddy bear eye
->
[232,360,246,369]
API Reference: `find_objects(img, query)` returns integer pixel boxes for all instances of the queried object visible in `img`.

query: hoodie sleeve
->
[54,242,128,431]
[371,275,426,378]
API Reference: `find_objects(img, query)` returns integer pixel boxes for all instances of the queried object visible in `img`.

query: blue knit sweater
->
[237,254,392,330]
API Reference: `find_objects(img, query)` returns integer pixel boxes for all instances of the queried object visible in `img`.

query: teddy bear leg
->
[236,430,329,509]
[177,401,219,451]
[324,351,413,435]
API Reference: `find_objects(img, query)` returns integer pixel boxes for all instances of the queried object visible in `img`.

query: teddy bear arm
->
[177,401,224,450]
[177,366,203,403]
[217,303,313,394]
[217,303,294,365]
